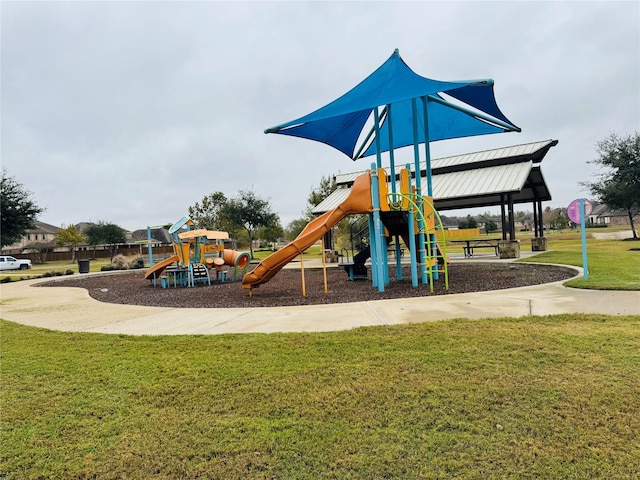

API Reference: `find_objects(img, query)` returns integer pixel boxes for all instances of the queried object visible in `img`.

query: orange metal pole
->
[300,252,306,296]
[321,238,328,294]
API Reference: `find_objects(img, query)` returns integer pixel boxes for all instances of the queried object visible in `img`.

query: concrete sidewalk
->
[1,259,638,335]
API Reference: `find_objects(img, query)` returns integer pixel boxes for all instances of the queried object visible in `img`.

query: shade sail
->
[265,49,520,159]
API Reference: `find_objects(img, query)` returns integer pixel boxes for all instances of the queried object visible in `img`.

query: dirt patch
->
[40,263,576,308]
[591,230,636,240]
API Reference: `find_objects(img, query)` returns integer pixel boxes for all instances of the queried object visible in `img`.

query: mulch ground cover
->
[41,262,576,308]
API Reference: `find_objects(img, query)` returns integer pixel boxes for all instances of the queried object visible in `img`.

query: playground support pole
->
[421,96,439,281]
[372,109,386,290]
[368,214,378,288]
[387,103,397,195]
[300,253,306,296]
[406,163,419,287]
[420,97,434,197]
[580,198,589,280]
[373,107,383,170]
[370,165,385,292]
[321,237,328,294]
[387,103,402,281]
[382,234,389,286]
[394,240,403,281]
[411,98,428,285]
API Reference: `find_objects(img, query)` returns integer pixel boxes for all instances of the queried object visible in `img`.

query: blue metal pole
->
[394,240,403,281]
[382,233,389,286]
[370,165,385,292]
[373,107,383,170]
[421,96,439,281]
[373,105,390,286]
[580,198,589,280]
[387,103,396,194]
[406,163,419,287]
[411,98,428,285]
[368,213,377,288]
[387,103,402,280]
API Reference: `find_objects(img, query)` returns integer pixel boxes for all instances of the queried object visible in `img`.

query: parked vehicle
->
[0,256,32,271]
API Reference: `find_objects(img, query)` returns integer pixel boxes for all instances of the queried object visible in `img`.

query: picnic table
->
[450,238,501,258]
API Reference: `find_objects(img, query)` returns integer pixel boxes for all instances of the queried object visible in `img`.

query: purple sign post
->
[567,198,592,279]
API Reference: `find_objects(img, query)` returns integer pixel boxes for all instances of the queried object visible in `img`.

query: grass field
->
[517,231,640,290]
[1,229,639,478]
[2,315,639,479]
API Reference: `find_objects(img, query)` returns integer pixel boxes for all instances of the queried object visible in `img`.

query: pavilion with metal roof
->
[312,139,558,240]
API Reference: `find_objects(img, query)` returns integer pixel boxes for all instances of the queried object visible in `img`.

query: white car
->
[0,256,32,271]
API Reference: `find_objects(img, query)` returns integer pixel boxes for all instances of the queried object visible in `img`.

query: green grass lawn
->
[252,244,324,262]
[2,315,639,479]
[2,228,638,478]
[518,234,640,290]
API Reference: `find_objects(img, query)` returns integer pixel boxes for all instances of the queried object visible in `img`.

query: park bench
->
[451,239,501,258]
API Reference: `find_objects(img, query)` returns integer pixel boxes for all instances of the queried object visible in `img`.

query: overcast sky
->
[2,1,639,232]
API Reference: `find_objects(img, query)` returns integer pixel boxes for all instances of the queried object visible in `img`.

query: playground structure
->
[243,49,521,295]
[144,217,250,288]
[241,164,450,295]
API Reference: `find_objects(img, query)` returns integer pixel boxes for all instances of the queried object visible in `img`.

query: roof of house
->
[131,228,172,244]
[30,221,60,234]
[589,203,638,218]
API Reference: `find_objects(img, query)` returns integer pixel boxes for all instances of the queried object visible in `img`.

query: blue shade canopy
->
[265,49,520,159]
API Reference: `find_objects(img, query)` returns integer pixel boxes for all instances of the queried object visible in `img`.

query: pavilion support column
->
[323,230,338,262]
[537,200,545,237]
[532,200,539,238]
[500,195,508,241]
[531,198,547,252]
[508,194,516,240]
[499,193,520,259]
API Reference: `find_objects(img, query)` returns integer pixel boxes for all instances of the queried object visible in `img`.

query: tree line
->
[187,189,281,258]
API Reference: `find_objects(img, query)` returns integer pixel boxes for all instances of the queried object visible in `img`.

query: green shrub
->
[65,269,74,275]
[111,254,128,270]
[100,265,115,272]
[127,254,145,269]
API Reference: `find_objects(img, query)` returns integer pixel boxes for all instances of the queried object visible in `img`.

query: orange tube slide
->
[242,173,373,290]
[223,249,250,269]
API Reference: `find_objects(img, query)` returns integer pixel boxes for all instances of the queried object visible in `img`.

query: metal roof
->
[433,164,551,210]
[334,139,558,185]
[313,139,557,214]
[313,187,353,214]
[430,139,557,173]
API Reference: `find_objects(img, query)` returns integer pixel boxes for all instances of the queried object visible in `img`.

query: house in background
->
[1,221,59,255]
[588,202,639,227]
[130,227,172,246]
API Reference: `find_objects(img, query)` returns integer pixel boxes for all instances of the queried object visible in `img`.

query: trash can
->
[78,259,90,274]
